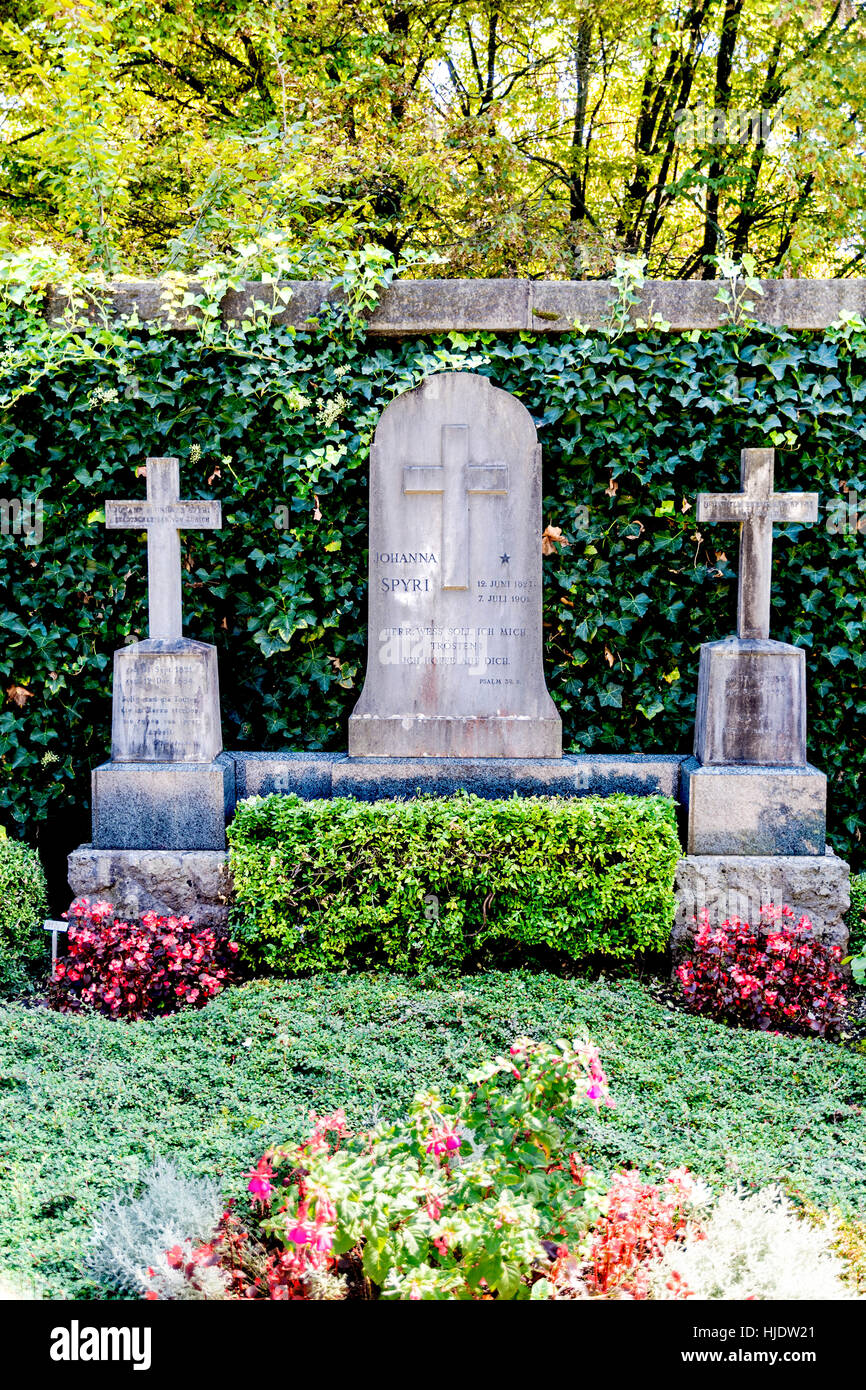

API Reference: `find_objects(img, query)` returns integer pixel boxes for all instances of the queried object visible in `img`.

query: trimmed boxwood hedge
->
[227,791,681,972]
[0,828,49,995]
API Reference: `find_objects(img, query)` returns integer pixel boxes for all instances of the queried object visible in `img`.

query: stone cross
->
[403,425,508,590]
[696,448,818,640]
[105,458,221,640]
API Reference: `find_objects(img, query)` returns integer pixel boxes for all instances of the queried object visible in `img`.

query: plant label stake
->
[43,919,69,970]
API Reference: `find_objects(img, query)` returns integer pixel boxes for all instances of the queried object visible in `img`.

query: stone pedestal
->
[112,638,222,762]
[681,758,826,856]
[68,846,231,928]
[673,850,850,963]
[91,756,235,850]
[694,637,806,765]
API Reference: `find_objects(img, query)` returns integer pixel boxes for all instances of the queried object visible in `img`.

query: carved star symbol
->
[499,552,510,564]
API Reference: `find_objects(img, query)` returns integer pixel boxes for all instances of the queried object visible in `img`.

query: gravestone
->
[106,457,222,762]
[348,372,561,757]
[682,447,824,855]
[89,457,233,850]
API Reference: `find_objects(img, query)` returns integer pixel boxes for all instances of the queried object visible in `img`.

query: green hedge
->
[227,792,681,972]
[2,306,865,865]
[847,874,866,959]
[0,828,49,995]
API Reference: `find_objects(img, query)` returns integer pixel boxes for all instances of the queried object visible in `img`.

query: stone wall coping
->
[43,277,866,334]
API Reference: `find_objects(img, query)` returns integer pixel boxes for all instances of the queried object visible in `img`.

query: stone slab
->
[45,278,866,333]
[234,751,345,799]
[228,751,687,801]
[348,371,561,758]
[672,850,850,964]
[694,637,807,766]
[112,638,222,762]
[681,758,826,856]
[92,756,235,850]
[68,845,231,928]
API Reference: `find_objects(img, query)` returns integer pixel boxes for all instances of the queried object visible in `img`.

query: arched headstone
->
[349,372,561,758]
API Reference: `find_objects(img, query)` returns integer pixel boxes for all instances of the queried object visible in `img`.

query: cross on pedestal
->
[697,448,818,640]
[105,457,221,640]
[403,424,508,590]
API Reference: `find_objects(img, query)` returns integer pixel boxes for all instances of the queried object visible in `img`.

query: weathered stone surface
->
[228,751,686,801]
[68,846,232,928]
[106,456,222,642]
[330,753,683,800]
[348,372,561,758]
[694,638,807,766]
[234,751,344,799]
[112,639,222,762]
[368,279,531,332]
[44,278,866,334]
[672,849,850,963]
[681,758,826,856]
[92,756,235,850]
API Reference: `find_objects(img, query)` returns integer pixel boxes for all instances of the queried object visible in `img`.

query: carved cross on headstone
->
[696,448,818,640]
[403,424,508,589]
[105,457,221,640]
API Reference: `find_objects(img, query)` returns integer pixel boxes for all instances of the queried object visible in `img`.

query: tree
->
[1,0,864,278]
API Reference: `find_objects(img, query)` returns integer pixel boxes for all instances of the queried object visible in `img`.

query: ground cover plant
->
[227,792,681,971]
[1,970,865,1299]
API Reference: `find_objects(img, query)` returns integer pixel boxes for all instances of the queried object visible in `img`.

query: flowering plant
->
[159,1037,615,1299]
[576,1167,705,1298]
[153,1038,718,1301]
[677,906,847,1039]
[48,897,238,1020]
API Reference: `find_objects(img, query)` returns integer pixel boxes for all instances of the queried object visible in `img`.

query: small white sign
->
[43,919,69,968]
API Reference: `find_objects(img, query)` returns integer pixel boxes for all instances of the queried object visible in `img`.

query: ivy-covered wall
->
[1,316,864,868]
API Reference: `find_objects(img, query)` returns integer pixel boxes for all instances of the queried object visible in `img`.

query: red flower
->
[47,898,239,1022]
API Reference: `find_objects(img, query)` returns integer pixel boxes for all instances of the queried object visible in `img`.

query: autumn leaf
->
[313,493,323,522]
[207,465,221,486]
[604,646,615,667]
[605,476,618,497]
[542,524,568,556]
[6,684,34,708]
